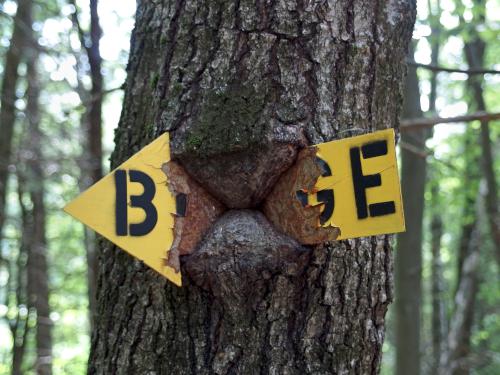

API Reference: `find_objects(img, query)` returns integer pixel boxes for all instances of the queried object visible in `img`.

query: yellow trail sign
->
[64,133,182,286]
[64,129,405,286]
[305,128,405,239]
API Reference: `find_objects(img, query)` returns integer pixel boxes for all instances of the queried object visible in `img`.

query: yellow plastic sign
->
[64,133,181,286]
[304,129,405,239]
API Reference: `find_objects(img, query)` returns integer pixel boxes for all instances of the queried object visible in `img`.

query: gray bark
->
[394,43,427,375]
[89,1,416,374]
[430,182,446,375]
[85,0,103,334]
[464,38,500,268]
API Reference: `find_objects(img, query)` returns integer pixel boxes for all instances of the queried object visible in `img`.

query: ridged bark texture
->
[89,1,416,374]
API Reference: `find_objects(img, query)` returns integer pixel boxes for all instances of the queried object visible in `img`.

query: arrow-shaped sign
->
[64,133,182,285]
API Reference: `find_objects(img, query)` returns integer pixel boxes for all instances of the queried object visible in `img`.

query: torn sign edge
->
[162,160,226,274]
[262,146,341,245]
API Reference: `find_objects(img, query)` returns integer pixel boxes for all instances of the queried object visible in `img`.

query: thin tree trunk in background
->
[442,195,481,375]
[441,30,487,375]
[10,173,31,375]
[430,183,446,375]
[454,130,481,293]
[69,0,104,331]
[395,43,426,375]
[85,0,103,334]
[464,38,500,268]
[442,124,481,375]
[426,7,447,371]
[25,53,53,375]
[88,0,103,184]
[88,1,416,374]
[0,0,33,241]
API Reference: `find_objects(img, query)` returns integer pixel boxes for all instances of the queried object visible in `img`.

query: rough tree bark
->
[88,1,416,374]
[394,43,427,375]
[0,0,33,242]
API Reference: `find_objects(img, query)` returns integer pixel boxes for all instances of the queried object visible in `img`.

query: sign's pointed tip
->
[61,133,183,287]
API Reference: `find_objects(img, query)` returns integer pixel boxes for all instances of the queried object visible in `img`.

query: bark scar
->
[263,147,340,244]
[162,161,225,272]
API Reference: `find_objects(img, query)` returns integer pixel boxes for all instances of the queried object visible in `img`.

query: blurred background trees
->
[0,0,497,374]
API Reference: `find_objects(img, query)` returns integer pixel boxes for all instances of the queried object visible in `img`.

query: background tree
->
[0,0,32,244]
[395,42,426,375]
[69,0,104,332]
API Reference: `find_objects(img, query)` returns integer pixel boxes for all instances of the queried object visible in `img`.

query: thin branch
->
[400,111,500,130]
[408,60,500,75]
[399,141,458,172]
[68,0,91,57]
[399,141,428,158]
[78,84,124,108]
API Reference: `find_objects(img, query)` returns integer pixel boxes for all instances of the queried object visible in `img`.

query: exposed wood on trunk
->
[89,1,416,373]
[395,44,427,375]
[0,0,33,242]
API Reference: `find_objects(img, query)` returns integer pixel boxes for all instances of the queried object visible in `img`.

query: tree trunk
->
[442,196,481,375]
[86,0,103,333]
[464,37,500,267]
[427,15,445,373]
[430,182,446,375]
[0,0,33,241]
[394,43,427,375]
[70,0,104,334]
[89,1,416,374]
[25,53,53,375]
[10,172,31,375]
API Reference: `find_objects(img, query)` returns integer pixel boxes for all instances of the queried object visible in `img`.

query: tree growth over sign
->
[88,1,416,374]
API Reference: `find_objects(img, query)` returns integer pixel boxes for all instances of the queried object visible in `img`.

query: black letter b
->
[115,169,158,236]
